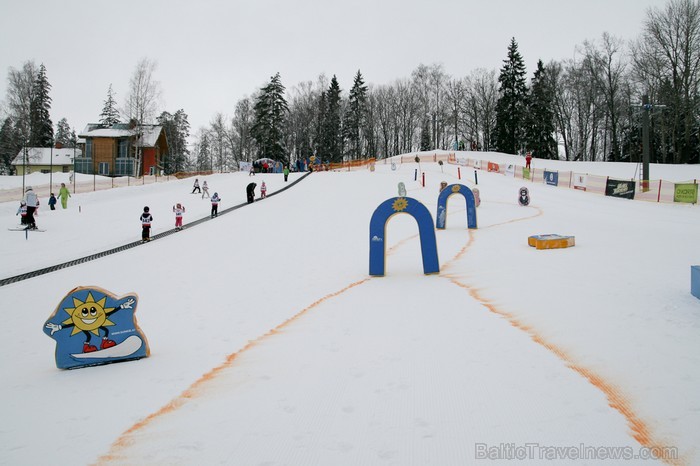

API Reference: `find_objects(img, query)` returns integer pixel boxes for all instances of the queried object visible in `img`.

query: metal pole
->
[642,95,650,192]
[50,145,53,193]
[22,144,27,194]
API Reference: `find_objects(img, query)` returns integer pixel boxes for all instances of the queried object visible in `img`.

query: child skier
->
[48,193,57,210]
[16,201,27,225]
[140,206,153,242]
[23,186,39,230]
[201,180,210,199]
[260,181,267,198]
[191,178,201,194]
[210,192,221,218]
[173,203,186,230]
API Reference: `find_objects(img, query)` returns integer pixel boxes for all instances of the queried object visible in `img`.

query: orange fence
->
[449,157,698,205]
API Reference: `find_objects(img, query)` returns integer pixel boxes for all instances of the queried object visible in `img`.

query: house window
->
[74,158,92,174]
[115,158,135,176]
[98,162,109,175]
[86,140,93,158]
[119,139,129,157]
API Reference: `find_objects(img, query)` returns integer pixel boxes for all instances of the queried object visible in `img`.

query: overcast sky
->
[0,0,669,137]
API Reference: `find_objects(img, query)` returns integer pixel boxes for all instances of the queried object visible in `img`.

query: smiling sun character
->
[46,292,134,353]
[64,292,115,335]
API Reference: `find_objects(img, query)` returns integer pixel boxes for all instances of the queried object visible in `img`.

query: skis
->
[8,227,46,232]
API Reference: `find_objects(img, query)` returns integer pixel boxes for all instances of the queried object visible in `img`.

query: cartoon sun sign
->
[43,286,149,369]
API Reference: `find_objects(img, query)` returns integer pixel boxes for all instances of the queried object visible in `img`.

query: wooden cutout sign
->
[43,286,149,369]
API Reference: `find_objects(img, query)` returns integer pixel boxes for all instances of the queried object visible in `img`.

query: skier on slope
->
[22,187,39,230]
[246,182,256,204]
[140,206,153,242]
[211,192,221,218]
[173,203,186,230]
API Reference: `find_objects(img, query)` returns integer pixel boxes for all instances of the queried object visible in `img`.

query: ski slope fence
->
[392,152,699,205]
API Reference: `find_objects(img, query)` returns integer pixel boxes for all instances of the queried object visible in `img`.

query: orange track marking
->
[441,205,680,465]
[96,278,370,464]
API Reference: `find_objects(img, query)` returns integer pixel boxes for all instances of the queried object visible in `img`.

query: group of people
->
[140,175,277,243]
[16,182,71,230]
[190,178,211,198]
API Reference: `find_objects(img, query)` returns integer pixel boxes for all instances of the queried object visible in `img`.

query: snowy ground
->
[0,152,698,466]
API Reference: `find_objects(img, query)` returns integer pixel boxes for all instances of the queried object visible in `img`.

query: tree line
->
[1,0,698,176]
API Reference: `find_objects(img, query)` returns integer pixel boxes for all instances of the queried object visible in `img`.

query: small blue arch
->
[369,197,439,276]
[436,184,478,230]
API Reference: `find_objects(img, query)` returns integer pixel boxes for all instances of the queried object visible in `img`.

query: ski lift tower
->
[633,95,666,192]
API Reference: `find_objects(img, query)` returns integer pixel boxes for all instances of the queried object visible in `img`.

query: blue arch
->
[435,184,478,230]
[369,197,439,276]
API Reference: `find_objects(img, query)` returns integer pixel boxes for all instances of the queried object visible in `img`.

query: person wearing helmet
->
[173,203,186,230]
[210,192,221,218]
[23,186,39,230]
[140,206,153,242]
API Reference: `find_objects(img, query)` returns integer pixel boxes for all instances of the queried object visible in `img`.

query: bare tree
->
[286,81,320,164]
[5,60,38,141]
[631,0,700,163]
[209,113,232,172]
[124,57,162,125]
[583,32,629,161]
[445,78,467,149]
[463,69,499,151]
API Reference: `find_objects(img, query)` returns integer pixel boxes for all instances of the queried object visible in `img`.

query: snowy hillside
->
[0,152,698,465]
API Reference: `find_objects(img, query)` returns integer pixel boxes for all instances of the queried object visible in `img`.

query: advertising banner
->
[487,162,499,172]
[544,170,559,186]
[473,159,482,170]
[523,167,530,180]
[605,178,636,199]
[673,183,698,203]
[505,164,515,177]
[573,173,587,191]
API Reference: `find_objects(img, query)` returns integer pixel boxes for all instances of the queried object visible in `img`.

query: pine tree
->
[199,131,212,171]
[493,38,528,155]
[29,63,53,147]
[524,60,558,159]
[251,73,289,162]
[100,84,120,126]
[55,118,73,147]
[0,118,21,175]
[157,109,191,174]
[344,70,368,160]
[320,75,343,163]
[420,119,431,151]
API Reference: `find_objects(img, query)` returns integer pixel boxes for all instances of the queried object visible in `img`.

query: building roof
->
[11,147,82,166]
[79,123,164,148]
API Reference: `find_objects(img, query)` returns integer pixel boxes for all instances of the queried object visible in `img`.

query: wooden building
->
[77,123,168,176]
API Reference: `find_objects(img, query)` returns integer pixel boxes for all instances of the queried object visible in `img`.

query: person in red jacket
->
[525,152,532,169]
